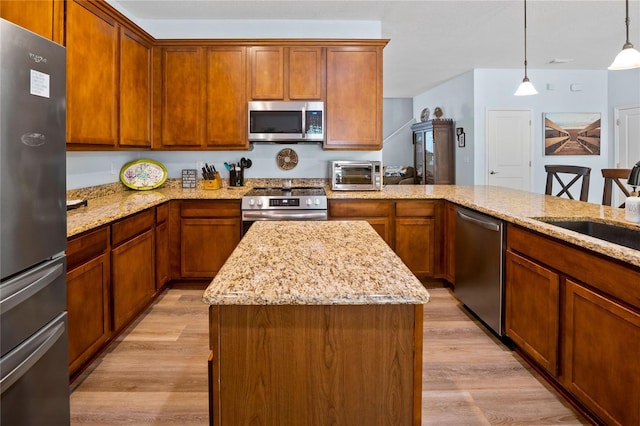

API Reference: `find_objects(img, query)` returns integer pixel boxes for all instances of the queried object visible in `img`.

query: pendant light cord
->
[624,0,633,49]
[523,0,529,79]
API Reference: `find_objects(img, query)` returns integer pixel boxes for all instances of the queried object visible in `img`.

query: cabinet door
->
[505,251,560,376]
[66,0,118,147]
[443,202,456,284]
[181,218,241,278]
[0,0,63,43]
[288,47,324,100]
[111,230,155,331]
[433,121,455,184]
[250,46,284,100]
[205,47,249,149]
[328,200,392,245]
[155,219,170,290]
[395,218,435,277]
[67,253,110,375]
[120,27,152,148]
[325,46,382,149]
[562,280,640,426]
[160,47,204,148]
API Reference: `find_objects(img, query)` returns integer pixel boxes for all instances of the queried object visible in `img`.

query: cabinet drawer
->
[156,202,169,224]
[111,209,155,247]
[181,200,241,218]
[67,226,110,271]
[395,201,436,217]
[329,200,391,217]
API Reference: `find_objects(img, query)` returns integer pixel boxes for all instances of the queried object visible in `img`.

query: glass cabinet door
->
[424,129,435,184]
[413,131,424,184]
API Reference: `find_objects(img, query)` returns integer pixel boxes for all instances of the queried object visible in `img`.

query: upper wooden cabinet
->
[249,46,324,100]
[120,27,152,148]
[66,0,153,149]
[0,0,63,43]
[157,47,204,149]
[154,46,249,150]
[325,45,385,150]
[66,0,119,147]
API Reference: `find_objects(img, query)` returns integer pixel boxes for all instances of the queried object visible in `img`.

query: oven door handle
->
[242,210,327,221]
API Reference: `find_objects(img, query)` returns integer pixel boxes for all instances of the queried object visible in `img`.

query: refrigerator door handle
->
[0,318,65,392]
[0,262,64,313]
[456,210,501,232]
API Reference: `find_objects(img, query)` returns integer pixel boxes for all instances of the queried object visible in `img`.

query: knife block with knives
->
[202,163,222,190]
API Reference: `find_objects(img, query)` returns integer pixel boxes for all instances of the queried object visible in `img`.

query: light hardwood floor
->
[70,287,590,425]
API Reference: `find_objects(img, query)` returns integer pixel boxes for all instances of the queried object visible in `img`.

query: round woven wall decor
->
[276,148,298,170]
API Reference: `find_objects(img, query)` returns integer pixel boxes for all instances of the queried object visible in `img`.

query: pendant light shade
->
[608,0,640,70]
[514,0,538,96]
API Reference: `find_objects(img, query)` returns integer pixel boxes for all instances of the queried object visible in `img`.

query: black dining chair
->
[601,168,631,207]
[544,165,591,202]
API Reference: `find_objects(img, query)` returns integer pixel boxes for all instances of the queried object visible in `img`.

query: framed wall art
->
[544,112,601,156]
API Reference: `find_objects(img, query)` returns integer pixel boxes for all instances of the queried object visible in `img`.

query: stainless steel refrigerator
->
[0,18,70,425]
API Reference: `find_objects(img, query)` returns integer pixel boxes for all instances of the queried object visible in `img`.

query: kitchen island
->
[202,220,430,426]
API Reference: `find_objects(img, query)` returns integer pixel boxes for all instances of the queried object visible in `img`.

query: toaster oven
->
[330,161,383,191]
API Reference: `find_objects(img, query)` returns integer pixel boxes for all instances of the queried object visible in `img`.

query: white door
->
[486,110,532,191]
[614,105,640,205]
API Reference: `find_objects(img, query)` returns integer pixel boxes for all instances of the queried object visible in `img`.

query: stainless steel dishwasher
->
[455,206,505,336]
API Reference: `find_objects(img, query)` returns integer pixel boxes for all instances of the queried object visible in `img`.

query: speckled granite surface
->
[67,182,640,268]
[201,221,431,305]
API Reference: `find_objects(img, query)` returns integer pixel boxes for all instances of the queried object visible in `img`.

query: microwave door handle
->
[301,107,306,139]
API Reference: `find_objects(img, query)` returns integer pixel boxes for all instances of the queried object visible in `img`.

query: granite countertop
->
[201,221,431,305]
[66,181,640,268]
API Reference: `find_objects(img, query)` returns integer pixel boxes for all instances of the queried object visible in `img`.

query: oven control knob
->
[249,198,255,206]
[257,199,263,207]
[306,198,312,206]
[314,198,320,205]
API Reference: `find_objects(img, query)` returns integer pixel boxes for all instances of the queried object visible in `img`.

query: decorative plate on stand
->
[119,159,167,190]
[277,148,298,170]
[433,107,443,119]
[420,108,430,122]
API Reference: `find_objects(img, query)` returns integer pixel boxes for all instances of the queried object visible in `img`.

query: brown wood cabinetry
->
[66,0,118,147]
[443,201,456,283]
[394,201,440,278]
[0,0,63,42]
[505,251,560,376]
[179,200,241,278]
[111,209,156,331]
[155,203,170,290]
[205,47,249,149]
[120,27,152,148]
[249,46,324,100]
[66,0,153,149]
[158,47,204,148]
[325,45,385,150]
[328,200,392,245]
[209,304,423,425]
[411,119,455,184]
[66,226,111,376]
[506,224,640,425]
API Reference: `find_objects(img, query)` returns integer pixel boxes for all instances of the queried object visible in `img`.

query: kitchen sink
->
[540,220,640,251]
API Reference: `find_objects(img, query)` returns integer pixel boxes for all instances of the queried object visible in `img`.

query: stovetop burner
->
[244,187,326,197]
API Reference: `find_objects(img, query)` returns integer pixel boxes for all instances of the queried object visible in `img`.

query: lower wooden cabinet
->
[155,203,170,289]
[394,201,439,278]
[179,200,241,279]
[66,226,111,376]
[506,224,640,425]
[111,210,156,331]
[505,251,560,376]
[562,280,640,426]
[328,200,392,246]
[443,201,456,284]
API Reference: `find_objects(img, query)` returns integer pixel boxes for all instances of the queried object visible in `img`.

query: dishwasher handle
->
[457,210,501,232]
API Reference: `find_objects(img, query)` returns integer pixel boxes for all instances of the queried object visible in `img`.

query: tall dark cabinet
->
[411,119,455,184]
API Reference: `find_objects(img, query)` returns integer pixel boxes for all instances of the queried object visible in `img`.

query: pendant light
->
[608,0,640,70]
[514,0,538,96]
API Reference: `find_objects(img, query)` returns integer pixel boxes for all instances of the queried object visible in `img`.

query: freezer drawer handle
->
[0,319,65,393]
[0,262,63,313]
[457,210,501,232]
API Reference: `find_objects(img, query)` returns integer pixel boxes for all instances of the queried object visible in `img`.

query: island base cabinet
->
[562,279,640,426]
[209,304,423,426]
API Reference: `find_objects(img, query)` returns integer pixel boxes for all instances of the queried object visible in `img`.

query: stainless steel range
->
[241,187,328,234]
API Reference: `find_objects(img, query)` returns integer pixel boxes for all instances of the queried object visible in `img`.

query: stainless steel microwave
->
[248,101,324,142]
[331,161,383,191]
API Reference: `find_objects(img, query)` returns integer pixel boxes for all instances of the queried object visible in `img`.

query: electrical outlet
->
[110,162,117,175]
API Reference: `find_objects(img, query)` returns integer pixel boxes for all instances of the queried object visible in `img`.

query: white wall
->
[413,68,636,203]
[413,71,475,185]
[382,98,414,168]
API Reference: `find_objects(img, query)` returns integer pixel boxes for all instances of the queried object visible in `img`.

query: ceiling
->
[111,0,640,98]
